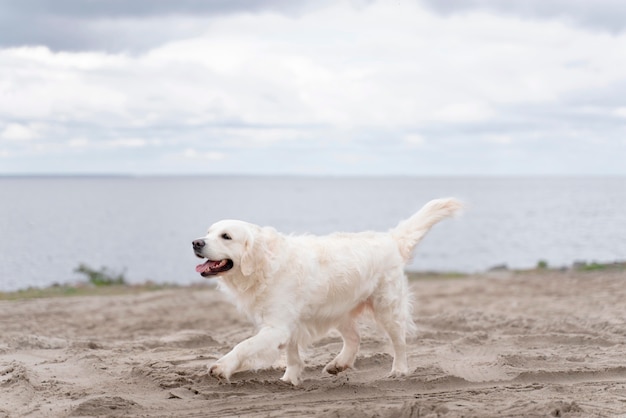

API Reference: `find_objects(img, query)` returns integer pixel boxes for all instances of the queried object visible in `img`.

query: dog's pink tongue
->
[196,261,213,273]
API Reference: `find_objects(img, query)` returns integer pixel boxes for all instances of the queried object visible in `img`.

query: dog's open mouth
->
[195,259,234,277]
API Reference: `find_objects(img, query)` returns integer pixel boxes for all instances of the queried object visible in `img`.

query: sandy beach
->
[2,269,626,417]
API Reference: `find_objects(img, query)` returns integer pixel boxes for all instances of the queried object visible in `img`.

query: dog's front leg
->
[280,340,304,386]
[209,326,289,382]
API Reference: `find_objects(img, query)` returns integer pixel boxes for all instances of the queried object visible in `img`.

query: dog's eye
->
[221,233,232,240]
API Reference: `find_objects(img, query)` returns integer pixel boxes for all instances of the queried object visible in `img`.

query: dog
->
[192,198,462,385]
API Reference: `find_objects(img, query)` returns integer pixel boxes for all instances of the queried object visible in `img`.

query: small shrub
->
[536,260,549,269]
[573,261,626,272]
[580,262,606,271]
[74,263,127,286]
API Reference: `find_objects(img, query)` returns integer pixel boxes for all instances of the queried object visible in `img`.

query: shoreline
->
[2,260,624,301]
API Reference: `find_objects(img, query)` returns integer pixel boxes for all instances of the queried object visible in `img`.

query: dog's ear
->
[240,226,278,277]
[240,230,257,277]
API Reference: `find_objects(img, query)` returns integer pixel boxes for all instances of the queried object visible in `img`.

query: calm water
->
[1,176,624,291]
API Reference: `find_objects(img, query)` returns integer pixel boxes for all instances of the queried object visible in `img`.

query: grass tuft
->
[74,263,126,286]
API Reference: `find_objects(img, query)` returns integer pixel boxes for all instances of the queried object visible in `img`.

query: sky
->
[1,0,626,176]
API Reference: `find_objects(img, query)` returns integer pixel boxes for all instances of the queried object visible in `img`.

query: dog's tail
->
[390,198,463,262]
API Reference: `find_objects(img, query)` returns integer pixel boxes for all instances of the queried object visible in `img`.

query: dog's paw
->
[279,375,301,386]
[388,368,409,378]
[280,368,302,386]
[208,363,231,382]
[323,362,350,375]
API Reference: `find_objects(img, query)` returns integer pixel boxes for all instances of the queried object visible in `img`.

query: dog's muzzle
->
[192,239,233,276]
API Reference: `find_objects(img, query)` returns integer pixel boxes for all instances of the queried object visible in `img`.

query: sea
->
[1,176,624,292]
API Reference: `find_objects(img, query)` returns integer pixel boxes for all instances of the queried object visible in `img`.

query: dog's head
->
[192,220,276,279]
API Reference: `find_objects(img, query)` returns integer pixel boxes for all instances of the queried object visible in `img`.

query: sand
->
[2,270,626,417]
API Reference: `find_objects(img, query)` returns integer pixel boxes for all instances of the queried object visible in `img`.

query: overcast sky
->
[1,0,625,176]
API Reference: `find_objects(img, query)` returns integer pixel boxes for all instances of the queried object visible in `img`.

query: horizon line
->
[1,173,625,179]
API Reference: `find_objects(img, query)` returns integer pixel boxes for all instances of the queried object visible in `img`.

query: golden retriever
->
[192,198,462,385]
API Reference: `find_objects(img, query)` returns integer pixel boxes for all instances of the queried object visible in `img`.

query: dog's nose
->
[192,239,205,250]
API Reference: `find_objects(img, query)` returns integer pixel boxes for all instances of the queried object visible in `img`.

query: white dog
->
[192,198,462,386]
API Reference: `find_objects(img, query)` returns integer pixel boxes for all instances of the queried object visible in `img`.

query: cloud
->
[106,138,149,148]
[181,148,226,161]
[483,134,514,145]
[0,0,330,52]
[419,0,626,33]
[431,102,494,123]
[4,2,625,128]
[613,107,626,118]
[0,123,40,141]
[1,0,626,175]
[404,134,426,147]
[5,0,331,19]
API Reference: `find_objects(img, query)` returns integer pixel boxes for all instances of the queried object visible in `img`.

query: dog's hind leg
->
[371,280,411,376]
[323,318,360,375]
[374,306,409,376]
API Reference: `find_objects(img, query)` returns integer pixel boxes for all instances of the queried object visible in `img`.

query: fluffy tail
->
[390,198,463,262]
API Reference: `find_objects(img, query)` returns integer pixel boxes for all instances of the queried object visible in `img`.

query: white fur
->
[193,198,462,385]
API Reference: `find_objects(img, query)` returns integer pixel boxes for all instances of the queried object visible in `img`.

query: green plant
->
[573,261,626,272]
[74,263,127,286]
[536,260,549,269]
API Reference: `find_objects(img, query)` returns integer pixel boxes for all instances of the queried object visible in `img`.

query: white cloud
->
[8,46,128,70]
[332,153,374,165]
[181,148,226,161]
[0,47,127,121]
[613,107,626,118]
[1,1,626,174]
[65,137,151,149]
[1,3,621,129]
[211,127,307,147]
[106,138,149,148]
[431,102,494,123]
[404,133,426,147]
[0,123,39,141]
[483,134,514,144]
[67,138,90,148]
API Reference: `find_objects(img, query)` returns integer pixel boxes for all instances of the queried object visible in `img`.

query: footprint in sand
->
[436,344,518,383]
